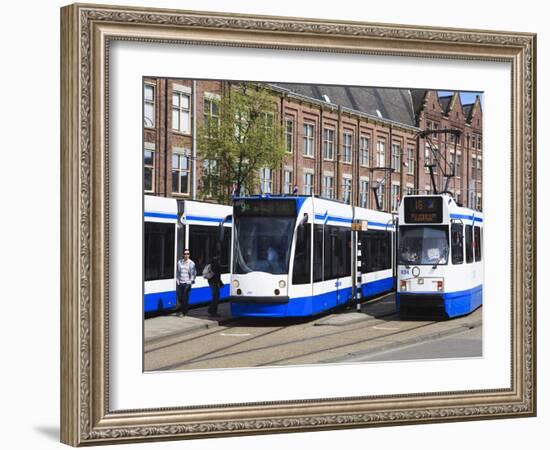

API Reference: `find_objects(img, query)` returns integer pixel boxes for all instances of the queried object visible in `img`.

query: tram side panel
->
[144,196,178,313]
[309,197,353,313]
[180,200,232,307]
[353,207,396,300]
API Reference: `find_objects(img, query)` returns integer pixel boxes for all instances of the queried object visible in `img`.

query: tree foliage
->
[197,83,287,204]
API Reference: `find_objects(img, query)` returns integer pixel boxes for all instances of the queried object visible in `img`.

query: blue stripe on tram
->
[231,277,395,318]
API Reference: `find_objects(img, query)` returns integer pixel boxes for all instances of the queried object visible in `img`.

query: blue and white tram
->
[144,195,233,314]
[354,207,396,299]
[178,200,232,306]
[229,196,395,318]
[144,195,179,313]
[396,194,483,318]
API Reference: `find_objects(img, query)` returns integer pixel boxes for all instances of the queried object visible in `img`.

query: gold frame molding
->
[60,3,536,446]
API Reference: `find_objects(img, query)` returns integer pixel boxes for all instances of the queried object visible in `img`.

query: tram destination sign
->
[234,199,296,217]
[404,197,443,223]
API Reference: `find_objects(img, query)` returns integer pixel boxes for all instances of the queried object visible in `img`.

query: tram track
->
[145,292,394,355]
[152,314,436,371]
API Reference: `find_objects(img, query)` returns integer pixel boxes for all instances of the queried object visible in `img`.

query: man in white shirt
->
[176,249,196,316]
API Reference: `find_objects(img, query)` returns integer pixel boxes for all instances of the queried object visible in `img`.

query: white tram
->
[229,195,395,318]
[396,194,483,318]
[144,195,232,313]
[144,195,179,313]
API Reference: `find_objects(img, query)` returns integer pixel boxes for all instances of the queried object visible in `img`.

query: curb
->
[320,319,482,363]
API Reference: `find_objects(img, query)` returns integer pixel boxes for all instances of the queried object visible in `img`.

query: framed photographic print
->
[60,3,536,446]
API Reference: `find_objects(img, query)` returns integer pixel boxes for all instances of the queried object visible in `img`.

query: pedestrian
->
[206,256,224,317]
[176,249,196,316]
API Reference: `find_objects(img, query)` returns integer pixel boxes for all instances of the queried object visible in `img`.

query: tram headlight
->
[278,280,286,288]
[400,280,407,291]
[437,281,444,292]
[274,289,280,296]
[232,280,240,288]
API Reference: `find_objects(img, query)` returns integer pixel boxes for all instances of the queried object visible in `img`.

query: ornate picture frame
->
[60,3,536,446]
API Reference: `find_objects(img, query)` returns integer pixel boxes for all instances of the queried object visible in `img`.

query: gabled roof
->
[439,95,453,114]
[410,89,429,117]
[463,103,474,122]
[272,83,417,127]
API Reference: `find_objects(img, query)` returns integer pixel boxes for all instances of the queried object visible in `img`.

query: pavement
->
[144,294,395,344]
[144,302,233,344]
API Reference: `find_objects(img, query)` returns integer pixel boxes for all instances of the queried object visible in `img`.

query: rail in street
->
[143,293,482,371]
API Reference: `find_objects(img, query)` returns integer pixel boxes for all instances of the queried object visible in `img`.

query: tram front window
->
[399,225,449,265]
[233,216,296,274]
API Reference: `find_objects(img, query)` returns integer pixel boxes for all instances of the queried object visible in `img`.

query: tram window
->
[339,227,352,277]
[189,225,231,274]
[144,222,175,281]
[292,223,311,285]
[323,226,351,280]
[313,225,324,282]
[465,225,473,263]
[474,226,482,262]
[451,223,464,265]
[360,230,391,273]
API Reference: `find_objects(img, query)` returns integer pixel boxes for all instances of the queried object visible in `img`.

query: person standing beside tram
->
[206,256,224,317]
[176,249,196,317]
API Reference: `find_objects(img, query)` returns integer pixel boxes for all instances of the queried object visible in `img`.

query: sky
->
[438,91,482,105]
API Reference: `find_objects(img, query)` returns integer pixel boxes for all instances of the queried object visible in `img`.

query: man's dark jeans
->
[207,283,220,315]
[177,283,192,314]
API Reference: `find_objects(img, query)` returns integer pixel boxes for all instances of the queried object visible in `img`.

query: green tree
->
[197,82,287,204]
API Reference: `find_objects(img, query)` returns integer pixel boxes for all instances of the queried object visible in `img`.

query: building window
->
[406,185,414,195]
[303,171,314,195]
[342,132,353,163]
[471,156,477,180]
[391,184,400,212]
[342,177,352,204]
[455,152,462,177]
[303,123,315,157]
[144,84,155,127]
[476,195,482,211]
[203,97,220,129]
[172,152,190,194]
[478,136,482,150]
[322,174,334,199]
[323,128,334,160]
[172,91,191,133]
[450,129,456,144]
[477,158,482,182]
[144,147,154,192]
[407,147,414,175]
[285,119,294,153]
[424,143,432,172]
[259,167,273,194]
[283,169,293,194]
[376,139,386,167]
[359,136,370,166]
[263,112,274,131]
[377,180,385,210]
[391,143,401,172]
[359,180,369,208]
[202,159,217,197]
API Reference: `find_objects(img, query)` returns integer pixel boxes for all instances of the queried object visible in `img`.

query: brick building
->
[143,78,483,212]
[412,90,483,210]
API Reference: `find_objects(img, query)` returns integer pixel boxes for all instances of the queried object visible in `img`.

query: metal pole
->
[192,79,197,200]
